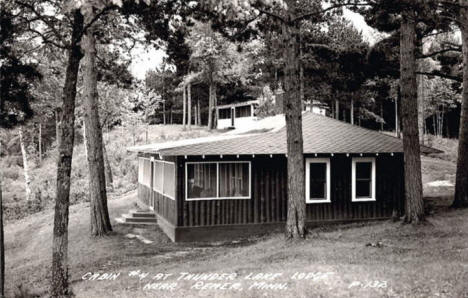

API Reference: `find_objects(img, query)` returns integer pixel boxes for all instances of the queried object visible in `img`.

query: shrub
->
[2,166,20,180]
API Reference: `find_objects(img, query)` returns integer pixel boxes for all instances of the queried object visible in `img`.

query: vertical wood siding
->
[176,156,289,227]
[136,154,404,228]
[305,155,404,221]
[171,154,404,227]
[154,192,178,225]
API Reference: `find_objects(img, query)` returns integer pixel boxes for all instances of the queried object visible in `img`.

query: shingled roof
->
[138,112,440,156]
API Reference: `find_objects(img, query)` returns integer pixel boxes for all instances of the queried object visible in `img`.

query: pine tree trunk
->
[300,65,304,110]
[417,74,425,144]
[145,123,148,144]
[213,85,218,128]
[331,100,335,118]
[299,31,304,111]
[0,176,4,298]
[102,141,114,191]
[170,106,173,124]
[182,85,186,129]
[440,112,444,137]
[335,99,339,120]
[282,10,306,239]
[18,127,32,201]
[55,103,61,148]
[396,87,401,138]
[51,10,83,297]
[453,3,468,208]
[83,121,88,159]
[38,122,42,164]
[188,83,192,130]
[197,100,201,125]
[400,11,425,223]
[82,23,112,236]
[163,100,166,125]
[208,82,213,130]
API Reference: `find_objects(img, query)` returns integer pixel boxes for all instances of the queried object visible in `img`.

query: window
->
[138,157,152,187]
[152,160,175,200]
[352,157,376,202]
[235,105,252,118]
[219,108,232,120]
[186,161,251,200]
[219,162,249,198]
[187,163,217,199]
[305,158,331,203]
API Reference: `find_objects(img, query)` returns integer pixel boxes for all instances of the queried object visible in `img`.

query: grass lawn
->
[5,155,468,298]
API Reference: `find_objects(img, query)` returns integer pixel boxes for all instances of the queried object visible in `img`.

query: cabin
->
[216,100,259,129]
[130,112,439,242]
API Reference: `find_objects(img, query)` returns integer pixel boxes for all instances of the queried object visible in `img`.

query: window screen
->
[139,158,151,187]
[138,158,144,183]
[355,162,372,198]
[219,162,250,198]
[187,163,217,199]
[163,162,175,198]
[309,163,327,199]
[153,161,163,192]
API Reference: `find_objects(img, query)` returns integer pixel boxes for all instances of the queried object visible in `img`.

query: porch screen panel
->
[153,161,163,192]
[141,159,152,187]
[163,162,175,198]
[219,162,249,198]
[138,158,144,184]
[187,163,217,199]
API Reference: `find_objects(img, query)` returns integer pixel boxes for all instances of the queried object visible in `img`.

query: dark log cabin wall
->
[168,153,405,228]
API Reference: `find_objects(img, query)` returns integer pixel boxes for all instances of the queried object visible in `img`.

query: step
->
[122,214,157,223]
[129,210,156,218]
[115,216,157,225]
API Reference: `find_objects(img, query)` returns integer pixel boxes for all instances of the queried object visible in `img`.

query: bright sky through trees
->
[129,8,378,80]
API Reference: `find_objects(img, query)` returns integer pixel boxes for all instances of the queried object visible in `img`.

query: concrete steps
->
[115,209,157,225]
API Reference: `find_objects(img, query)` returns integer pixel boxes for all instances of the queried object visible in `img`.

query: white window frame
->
[152,160,176,201]
[185,161,251,201]
[305,158,331,203]
[352,157,376,202]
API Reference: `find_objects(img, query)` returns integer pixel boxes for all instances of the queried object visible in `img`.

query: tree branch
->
[257,8,285,23]
[15,0,69,48]
[79,6,115,41]
[417,47,461,59]
[26,23,68,50]
[416,71,462,82]
[292,2,373,24]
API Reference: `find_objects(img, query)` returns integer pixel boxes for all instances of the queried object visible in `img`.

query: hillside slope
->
[4,154,467,298]
[1,124,221,221]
